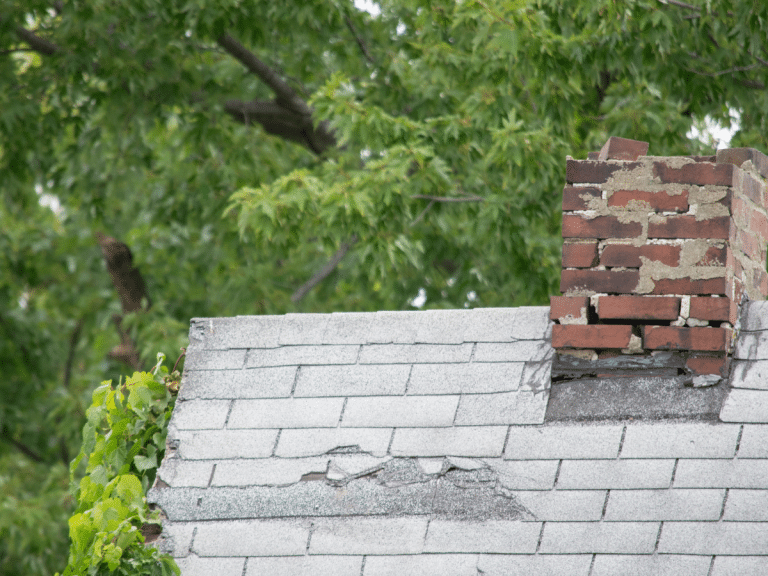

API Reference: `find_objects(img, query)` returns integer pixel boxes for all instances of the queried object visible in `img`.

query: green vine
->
[57,353,182,576]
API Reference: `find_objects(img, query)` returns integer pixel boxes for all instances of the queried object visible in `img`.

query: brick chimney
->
[550,137,768,384]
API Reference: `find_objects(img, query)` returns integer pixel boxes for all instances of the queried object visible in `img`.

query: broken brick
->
[550,296,589,324]
[598,296,680,321]
[689,297,737,324]
[597,137,649,161]
[653,161,735,187]
[562,186,601,211]
[600,244,680,268]
[566,160,629,184]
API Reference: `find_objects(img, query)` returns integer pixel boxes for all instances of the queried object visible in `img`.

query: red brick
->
[566,160,640,184]
[751,210,768,242]
[598,295,680,320]
[552,324,633,349]
[601,243,680,268]
[755,268,768,298]
[651,277,728,296]
[694,245,728,266]
[736,229,764,262]
[717,147,768,180]
[607,189,688,212]
[643,326,731,352]
[597,137,649,161]
[731,195,751,226]
[560,269,639,294]
[686,355,730,377]
[647,215,730,239]
[550,296,589,322]
[653,161,735,186]
[562,186,601,211]
[562,241,599,268]
[562,214,642,239]
[689,297,737,324]
[738,172,766,205]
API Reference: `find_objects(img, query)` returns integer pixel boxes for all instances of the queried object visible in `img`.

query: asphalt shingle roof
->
[149,302,768,576]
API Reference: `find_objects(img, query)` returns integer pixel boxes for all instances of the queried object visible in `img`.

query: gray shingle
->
[476,554,592,576]
[246,345,359,368]
[455,391,547,425]
[246,556,363,576]
[171,399,230,430]
[155,521,196,557]
[309,517,428,555]
[275,428,392,457]
[737,425,768,458]
[658,522,768,555]
[415,310,470,344]
[591,555,712,576]
[729,360,768,389]
[341,395,459,427]
[674,459,768,488]
[390,426,508,457]
[408,363,524,395]
[516,490,606,521]
[184,349,246,370]
[509,307,551,340]
[279,313,330,345]
[294,365,410,397]
[228,398,344,428]
[424,520,541,553]
[556,459,676,490]
[156,459,214,488]
[474,341,553,362]
[487,459,560,490]
[604,489,725,521]
[462,308,519,342]
[176,429,278,459]
[539,521,659,554]
[366,311,422,344]
[520,359,553,393]
[620,423,740,458]
[359,343,473,364]
[711,556,768,576]
[188,316,282,350]
[504,425,624,460]
[363,554,478,576]
[211,457,331,486]
[193,519,310,556]
[175,556,245,576]
[720,389,768,422]
[723,489,768,521]
[180,367,297,400]
[323,312,374,344]
[741,300,768,331]
[734,332,768,360]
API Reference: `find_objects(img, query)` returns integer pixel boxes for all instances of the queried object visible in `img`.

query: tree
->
[1,0,767,572]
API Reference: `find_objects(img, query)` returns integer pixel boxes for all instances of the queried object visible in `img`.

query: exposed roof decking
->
[150,304,768,576]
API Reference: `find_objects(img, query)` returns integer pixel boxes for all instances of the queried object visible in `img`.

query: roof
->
[149,302,768,576]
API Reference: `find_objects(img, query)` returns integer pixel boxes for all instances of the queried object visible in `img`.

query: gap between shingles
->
[535,521,545,552]
[223,399,235,428]
[337,398,348,427]
[552,460,563,488]
[616,424,627,457]
[653,522,663,553]
[207,463,217,488]
[289,366,301,397]
[403,364,414,395]
[240,557,248,576]
[587,553,596,576]
[719,488,729,520]
[734,424,744,457]
[706,555,716,576]
[270,430,281,457]
[670,459,679,487]
[359,555,366,576]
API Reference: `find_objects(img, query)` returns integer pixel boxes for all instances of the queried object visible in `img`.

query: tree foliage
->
[1,0,767,572]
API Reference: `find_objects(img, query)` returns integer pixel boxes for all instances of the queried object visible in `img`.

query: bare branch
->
[109,314,142,371]
[345,15,376,65]
[14,25,59,55]
[412,194,484,202]
[291,236,358,303]
[410,200,436,227]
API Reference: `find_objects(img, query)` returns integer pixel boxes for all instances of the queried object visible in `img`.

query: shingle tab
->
[509,307,552,340]
[674,459,768,488]
[720,389,768,422]
[294,365,410,397]
[476,554,592,576]
[474,341,553,362]
[309,517,428,555]
[364,554,478,576]
[245,556,363,576]
[556,459,675,490]
[658,522,768,555]
[455,391,547,425]
[275,428,392,457]
[171,399,230,430]
[711,556,768,576]
[620,423,740,458]
[516,490,606,521]
[359,343,473,364]
[729,360,768,389]
[741,300,768,331]
[278,313,330,345]
[193,519,310,556]
[504,424,624,460]
[737,425,768,458]
[211,457,332,487]
[176,556,245,576]
[366,311,423,344]
[157,459,214,488]
[228,398,344,428]
[188,316,282,349]
[539,521,659,554]
[408,363,524,395]
[322,312,373,344]
[180,367,296,400]
[462,308,519,342]
[604,489,725,521]
[341,395,459,427]
[591,555,712,576]
[176,429,278,459]
[424,520,541,553]
[734,332,768,360]
[390,427,508,457]
[723,489,768,521]
[246,345,359,367]
[184,349,246,370]
[488,459,560,490]
[415,310,470,344]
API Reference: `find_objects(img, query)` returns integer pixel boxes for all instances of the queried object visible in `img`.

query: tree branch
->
[412,194,484,202]
[1,427,44,463]
[345,15,376,65]
[291,236,358,303]
[14,25,59,55]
